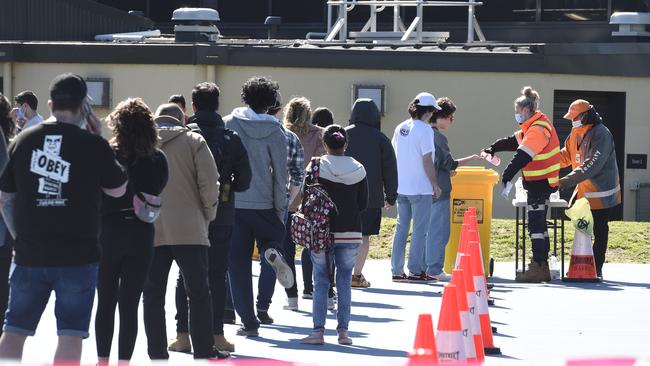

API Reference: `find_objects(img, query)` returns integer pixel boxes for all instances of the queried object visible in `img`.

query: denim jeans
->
[229,209,285,330]
[4,263,98,338]
[391,194,432,276]
[311,242,360,331]
[425,198,451,275]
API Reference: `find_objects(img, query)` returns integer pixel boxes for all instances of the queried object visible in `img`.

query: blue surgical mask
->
[16,107,25,120]
[572,120,583,128]
[515,113,526,124]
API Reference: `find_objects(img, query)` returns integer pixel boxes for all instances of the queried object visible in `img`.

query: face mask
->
[16,106,26,120]
[515,113,526,124]
[572,120,583,128]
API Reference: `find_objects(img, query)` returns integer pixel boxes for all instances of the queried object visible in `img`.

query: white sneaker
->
[430,271,452,282]
[327,296,336,311]
[283,297,298,311]
[264,248,295,288]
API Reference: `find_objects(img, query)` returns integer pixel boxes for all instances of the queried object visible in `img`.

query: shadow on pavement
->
[359,287,442,297]
[351,301,403,310]
[264,324,369,338]
[254,336,408,358]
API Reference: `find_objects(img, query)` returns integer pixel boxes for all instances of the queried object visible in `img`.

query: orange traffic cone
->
[409,313,439,364]
[454,221,472,269]
[458,255,486,362]
[451,269,479,363]
[564,230,600,282]
[467,208,485,269]
[437,284,467,363]
[467,240,501,355]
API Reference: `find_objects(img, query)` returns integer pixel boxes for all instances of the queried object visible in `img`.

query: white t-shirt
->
[392,118,435,195]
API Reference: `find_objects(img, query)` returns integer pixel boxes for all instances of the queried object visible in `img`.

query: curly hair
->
[0,94,15,142]
[107,98,158,162]
[241,76,279,113]
[283,96,312,135]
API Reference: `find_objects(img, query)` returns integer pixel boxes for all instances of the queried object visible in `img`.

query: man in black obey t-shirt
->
[1,122,126,265]
[0,74,126,363]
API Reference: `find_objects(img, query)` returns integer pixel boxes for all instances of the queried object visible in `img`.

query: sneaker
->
[264,248,295,289]
[392,273,409,282]
[408,272,436,283]
[236,326,259,337]
[300,330,325,345]
[214,335,235,352]
[168,332,191,353]
[327,296,336,311]
[337,329,353,345]
[283,297,299,311]
[429,271,452,282]
[223,309,236,325]
[515,261,551,283]
[257,311,274,324]
[302,291,313,299]
[351,274,371,288]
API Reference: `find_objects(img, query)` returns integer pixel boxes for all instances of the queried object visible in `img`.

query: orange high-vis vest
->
[515,113,561,187]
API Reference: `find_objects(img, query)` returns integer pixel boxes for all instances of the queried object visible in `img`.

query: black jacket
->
[345,99,398,207]
[188,110,252,225]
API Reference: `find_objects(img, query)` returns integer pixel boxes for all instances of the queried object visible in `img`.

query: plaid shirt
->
[284,128,305,187]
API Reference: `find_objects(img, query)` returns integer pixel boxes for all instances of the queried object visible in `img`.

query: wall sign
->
[352,84,385,115]
[626,154,647,169]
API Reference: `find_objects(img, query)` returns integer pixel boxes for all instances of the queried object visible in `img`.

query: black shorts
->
[361,208,382,236]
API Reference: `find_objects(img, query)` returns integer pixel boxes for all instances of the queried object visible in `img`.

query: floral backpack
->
[290,157,337,253]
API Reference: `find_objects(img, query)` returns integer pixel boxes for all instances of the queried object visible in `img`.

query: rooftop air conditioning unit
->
[172,8,221,43]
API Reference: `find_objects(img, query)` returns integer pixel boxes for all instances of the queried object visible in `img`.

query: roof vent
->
[172,8,221,43]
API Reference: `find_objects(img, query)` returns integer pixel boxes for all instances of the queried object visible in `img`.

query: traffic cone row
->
[409,207,500,364]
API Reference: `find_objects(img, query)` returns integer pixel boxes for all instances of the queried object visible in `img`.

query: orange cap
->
[564,99,592,121]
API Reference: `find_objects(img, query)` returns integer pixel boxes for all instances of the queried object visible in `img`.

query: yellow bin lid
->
[450,166,500,185]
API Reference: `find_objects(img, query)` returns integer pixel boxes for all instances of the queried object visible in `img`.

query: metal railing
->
[323,0,484,43]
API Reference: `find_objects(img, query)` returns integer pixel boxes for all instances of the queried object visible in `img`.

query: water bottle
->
[481,152,501,166]
[548,255,560,280]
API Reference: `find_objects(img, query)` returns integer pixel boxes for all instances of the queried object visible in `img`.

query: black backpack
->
[187,122,235,203]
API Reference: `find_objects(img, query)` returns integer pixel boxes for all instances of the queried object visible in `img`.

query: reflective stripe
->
[522,163,561,178]
[531,233,546,240]
[515,130,523,144]
[584,185,621,198]
[532,120,552,131]
[519,145,536,158]
[548,176,559,184]
[534,146,560,161]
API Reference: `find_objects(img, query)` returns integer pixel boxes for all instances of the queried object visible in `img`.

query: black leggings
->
[95,216,154,360]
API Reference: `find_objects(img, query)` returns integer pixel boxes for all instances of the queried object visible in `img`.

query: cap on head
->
[564,99,592,121]
[414,92,442,110]
[49,73,87,112]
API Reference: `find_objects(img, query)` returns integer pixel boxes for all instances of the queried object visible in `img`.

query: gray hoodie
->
[224,107,288,219]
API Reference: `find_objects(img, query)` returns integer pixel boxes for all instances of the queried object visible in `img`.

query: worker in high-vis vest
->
[482,86,560,283]
[559,99,621,280]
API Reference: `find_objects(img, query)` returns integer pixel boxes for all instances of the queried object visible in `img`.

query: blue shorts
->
[3,263,98,338]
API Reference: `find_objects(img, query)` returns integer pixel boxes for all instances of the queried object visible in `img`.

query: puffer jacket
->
[559,109,621,210]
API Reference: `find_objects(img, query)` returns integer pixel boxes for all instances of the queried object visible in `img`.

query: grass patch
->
[369,218,650,264]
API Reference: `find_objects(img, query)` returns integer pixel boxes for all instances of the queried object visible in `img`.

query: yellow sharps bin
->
[443,167,499,275]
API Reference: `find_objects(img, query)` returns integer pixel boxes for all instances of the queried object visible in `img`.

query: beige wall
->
[5,62,649,220]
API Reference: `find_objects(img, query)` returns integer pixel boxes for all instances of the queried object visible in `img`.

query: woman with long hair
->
[95,98,168,363]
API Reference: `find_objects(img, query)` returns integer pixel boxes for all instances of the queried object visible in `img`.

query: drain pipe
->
[206,65,216,83]
[2,62,12,100]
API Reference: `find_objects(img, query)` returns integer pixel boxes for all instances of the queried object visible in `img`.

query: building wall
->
[6,62,649,220]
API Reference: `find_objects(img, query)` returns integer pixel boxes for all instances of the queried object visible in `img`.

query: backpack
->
[290,157,337,253]
[188,122,235,203]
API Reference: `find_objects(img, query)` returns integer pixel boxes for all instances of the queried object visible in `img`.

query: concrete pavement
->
[16,259,650,364]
